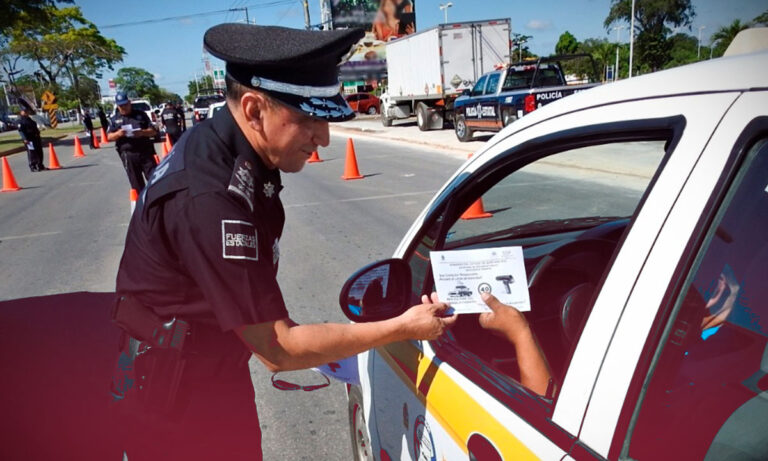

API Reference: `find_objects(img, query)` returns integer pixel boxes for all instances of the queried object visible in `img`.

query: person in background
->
[17,108,45,172]
[97,106,110,133]
[82,111,96,149]
[160,101,183,145]
[106,92,157,191]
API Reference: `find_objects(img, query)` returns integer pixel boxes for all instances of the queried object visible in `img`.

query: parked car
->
[206,101,226,119]
[337,35,768,461]
[345,93,381,115]
[193,94,225,125]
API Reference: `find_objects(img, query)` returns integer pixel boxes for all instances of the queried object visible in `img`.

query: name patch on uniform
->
[221,220,258,261]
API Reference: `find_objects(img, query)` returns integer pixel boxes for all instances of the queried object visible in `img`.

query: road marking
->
[285,190,438,208]
[0,231,62,241]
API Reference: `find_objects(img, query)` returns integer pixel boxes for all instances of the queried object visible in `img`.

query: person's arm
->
[477,293,551,395]
[134,112,157,138]
[237,301,454,372]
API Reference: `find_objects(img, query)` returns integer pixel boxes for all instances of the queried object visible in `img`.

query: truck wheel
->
[416,103,430,131]
[381,115,393,127]
[455,115,473,142]
[348,386,374,461]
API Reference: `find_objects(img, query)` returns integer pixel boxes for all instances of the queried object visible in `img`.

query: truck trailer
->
[380,18,511,131]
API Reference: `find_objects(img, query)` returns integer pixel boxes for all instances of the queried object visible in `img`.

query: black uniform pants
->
[26,137,44,171]
[110,328,262,460]
[86,129,96,148]
[120,150,156,191]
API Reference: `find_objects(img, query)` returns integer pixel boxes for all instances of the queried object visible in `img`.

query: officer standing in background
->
[17,108,45,172]
[82,110,95,149]
[160,101,183,145]
[110,23,455,460]
[175,100,187,132]
[106,92,157,191]
[97,106,110,132]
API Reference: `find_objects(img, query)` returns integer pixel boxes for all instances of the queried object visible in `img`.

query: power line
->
[98,1,295,30]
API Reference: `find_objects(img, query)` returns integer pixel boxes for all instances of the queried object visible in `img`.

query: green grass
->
[0,127,79,157]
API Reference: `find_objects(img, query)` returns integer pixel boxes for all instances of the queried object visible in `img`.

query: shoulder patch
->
[227,156,256,212]
[221,220,258,261]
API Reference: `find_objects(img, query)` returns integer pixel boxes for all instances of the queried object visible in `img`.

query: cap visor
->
[269,92,356,122]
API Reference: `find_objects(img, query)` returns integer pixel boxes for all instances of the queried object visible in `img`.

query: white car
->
[337,36,768,460]
[206,101,226,119]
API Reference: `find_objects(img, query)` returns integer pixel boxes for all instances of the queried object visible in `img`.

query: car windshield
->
[132,102,151,111]
[502,64,561,91]
[195,96,223,108]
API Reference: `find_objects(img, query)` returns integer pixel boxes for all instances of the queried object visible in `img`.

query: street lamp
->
[710,38,720,59]
[697,25,706,59]
[611,25,626,81]
[439,2,453,24]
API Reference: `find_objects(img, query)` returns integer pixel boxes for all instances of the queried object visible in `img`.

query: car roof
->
[504,51,768,136]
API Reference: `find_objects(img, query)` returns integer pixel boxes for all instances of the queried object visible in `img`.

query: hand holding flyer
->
[430,246,531,314]
[121,124,136,137]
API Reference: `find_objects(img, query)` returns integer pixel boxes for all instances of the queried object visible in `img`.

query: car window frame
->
[402,116,685,446]
[471,75,489,97]
[484,72,502,95]
[604,116,768,460]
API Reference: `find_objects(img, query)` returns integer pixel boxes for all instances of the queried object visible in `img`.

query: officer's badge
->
[228,157,256,211]
[263,181,275,199]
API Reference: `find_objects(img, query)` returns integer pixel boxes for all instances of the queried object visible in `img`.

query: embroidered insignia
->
[263,181,275,198]
[228,158,256,212]
[221,220,258,261]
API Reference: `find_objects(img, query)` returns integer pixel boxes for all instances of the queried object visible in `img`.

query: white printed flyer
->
[430,246,531,314]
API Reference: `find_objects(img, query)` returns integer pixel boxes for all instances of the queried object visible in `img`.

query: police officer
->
[175,100,187,132]
[111,23,455,460]
[17,108,46,172]
[82,110,96,149]
[160,100,183,145]
[106,92,157,191]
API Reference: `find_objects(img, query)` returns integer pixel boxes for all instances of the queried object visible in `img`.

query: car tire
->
[416,103,430,131]
[381,115,393,127]
[455,115,473,142]
[367,105,378,115]
[348,386,374,461]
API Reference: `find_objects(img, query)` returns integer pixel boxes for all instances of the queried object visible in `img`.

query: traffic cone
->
[307,150,323,163]
[165,133,173,151]
[73,137,86,158]
[92,133,100,149]
[161,142,169,158]
[1,157,21,192]
[341,138,363,180]
[130,188,138,215]
[460,153,492,220]
[154,155,161,165]
[48,143,62,170]
[100,127,109,145]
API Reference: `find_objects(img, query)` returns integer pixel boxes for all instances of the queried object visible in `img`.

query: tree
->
[605,0,696,72]
[753,10,768,26]
[579,38,616,81]
[187,75,215,99]
[0,0,71,33]
[511,33,535,62]
[555,31,579,55]
[114,67,159,101]
[665,32,698,68]
[711,19,749,58]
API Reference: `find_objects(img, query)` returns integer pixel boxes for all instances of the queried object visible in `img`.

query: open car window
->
[406,136,670,407]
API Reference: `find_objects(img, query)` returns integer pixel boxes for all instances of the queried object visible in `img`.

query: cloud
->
[526,19,552,31]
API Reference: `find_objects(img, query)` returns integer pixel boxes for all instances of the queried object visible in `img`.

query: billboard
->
[331,0,416,79]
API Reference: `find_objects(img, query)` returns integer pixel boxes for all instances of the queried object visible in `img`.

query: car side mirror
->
[339,259,412,323]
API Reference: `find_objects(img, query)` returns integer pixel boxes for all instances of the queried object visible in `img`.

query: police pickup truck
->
[453,55,599,141]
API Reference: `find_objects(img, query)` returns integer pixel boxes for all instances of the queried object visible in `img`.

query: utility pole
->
[697,25,706,59]
[629,0,635,78]
[612,25,625,81]
[439,3,453,25]
[303,0,311,30]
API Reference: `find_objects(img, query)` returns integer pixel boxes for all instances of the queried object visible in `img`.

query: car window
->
[484,73,501,95]
[533,68,562,87]
[626,138,768,461]
[502,67,535,91]
[132,103,151,112]
[406,137,669,401]
[471,75,488,97]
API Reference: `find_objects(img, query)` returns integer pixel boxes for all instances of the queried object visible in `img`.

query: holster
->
[112,295,189,350]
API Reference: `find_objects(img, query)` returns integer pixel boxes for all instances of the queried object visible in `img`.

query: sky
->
[64,0,767,98]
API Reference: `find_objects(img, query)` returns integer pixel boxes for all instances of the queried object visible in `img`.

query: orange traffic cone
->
[48,143,62,170]
[341,138,363,180]
[1,157,21,192]
[165,133,173,151]
[100,127,109,145]
[92,133,100,149]
[307,150,323,163]
[73,137,86,158]
[461,154,492,220]
[154,155,161,165]
[161,142,169,158]
[130,188,138,215]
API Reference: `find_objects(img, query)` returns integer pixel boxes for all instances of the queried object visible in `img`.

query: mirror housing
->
[339,259,412,323]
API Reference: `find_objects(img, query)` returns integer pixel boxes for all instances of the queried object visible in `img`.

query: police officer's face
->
[260,101,330,173]
[117,102,132,115]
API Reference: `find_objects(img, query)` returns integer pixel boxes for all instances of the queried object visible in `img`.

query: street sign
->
[41,90,57,105]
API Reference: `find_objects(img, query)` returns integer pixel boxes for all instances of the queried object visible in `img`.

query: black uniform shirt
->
[108,108,154,155]
[17,115,40,141]
[116,105,288,331]
[161,107,182,135]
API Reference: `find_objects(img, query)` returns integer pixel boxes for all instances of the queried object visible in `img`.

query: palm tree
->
[711,19,749,57]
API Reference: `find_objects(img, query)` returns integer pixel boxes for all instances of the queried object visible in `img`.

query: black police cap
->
[204,23,365,122]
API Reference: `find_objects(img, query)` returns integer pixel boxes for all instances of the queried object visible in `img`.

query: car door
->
[573,91,768,460]
[369,92,739,461]
[465,72,502,132]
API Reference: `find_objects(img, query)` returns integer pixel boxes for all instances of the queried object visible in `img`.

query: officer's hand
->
[398,292,456,341]
[113,129,126,138]
[478,293,530,343]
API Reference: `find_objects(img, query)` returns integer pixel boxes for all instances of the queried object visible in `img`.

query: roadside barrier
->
[48,143,62,170]
[1,157,21,192]
[130,189,138,215]
[341,138,364,180]
[73,137,86,158]
[165,133,173,151]
[100,128,109,145]
[307,150,323,163]
[161,142,169,158]
[92,134,100,149]
[460,153,492,220]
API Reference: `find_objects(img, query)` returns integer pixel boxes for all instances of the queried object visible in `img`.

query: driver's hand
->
[398,293,456,341]
[478,293,531,343]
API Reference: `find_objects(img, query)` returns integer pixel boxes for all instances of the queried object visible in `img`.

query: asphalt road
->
[0,124,655,459]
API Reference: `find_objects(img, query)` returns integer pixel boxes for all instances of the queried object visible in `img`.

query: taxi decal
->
[378,342,539,460]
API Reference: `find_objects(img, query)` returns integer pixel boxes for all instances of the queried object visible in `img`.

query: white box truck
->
[380,18,511,130]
